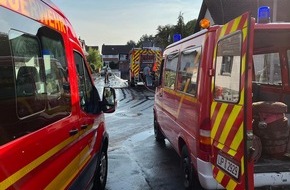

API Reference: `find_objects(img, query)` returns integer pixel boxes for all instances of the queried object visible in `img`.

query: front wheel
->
[92,149,108,190]
[154,116,165,142]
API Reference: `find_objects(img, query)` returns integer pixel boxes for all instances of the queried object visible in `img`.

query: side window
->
[0,7,72,145]
[0,34,13,101]
[164,52,179,89]
[177,47,201,95]
[214,32,242,103]
[40,28,71,109]
[253,53,281,85]
[10,30,46,117]
[74,52,100,113]
[10,28,71,119]
[0,23,71,145]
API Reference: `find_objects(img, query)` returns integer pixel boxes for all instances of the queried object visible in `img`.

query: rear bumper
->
[197,158,290,189]
[197,158,224,189]
[254,172,290,187]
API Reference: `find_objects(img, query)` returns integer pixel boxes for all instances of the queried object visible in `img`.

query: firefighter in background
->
[151,62,157,85]
[104,65,109,84]
[143,64,152,86]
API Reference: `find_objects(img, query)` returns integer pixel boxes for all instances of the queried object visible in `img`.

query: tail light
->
[199,118,212,161]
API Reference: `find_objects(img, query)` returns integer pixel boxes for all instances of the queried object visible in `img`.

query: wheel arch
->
[178,136,198,173]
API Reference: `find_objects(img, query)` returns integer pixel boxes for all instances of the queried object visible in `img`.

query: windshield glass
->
[253,53,281,85]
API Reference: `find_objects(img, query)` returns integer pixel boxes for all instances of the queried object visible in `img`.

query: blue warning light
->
[258,6,271,23]
[173,34,181,42]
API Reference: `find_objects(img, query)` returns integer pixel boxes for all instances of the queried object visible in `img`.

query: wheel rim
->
[99,152,107,184]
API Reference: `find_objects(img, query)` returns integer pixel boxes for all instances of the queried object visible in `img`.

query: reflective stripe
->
[45,146,91,189]
[0,136,77,189]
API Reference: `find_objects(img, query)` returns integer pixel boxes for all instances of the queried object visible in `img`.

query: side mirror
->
[102,87,116,113]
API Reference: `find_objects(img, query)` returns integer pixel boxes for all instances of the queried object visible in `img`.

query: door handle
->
[81,125,88,130]
[69,129,79,136]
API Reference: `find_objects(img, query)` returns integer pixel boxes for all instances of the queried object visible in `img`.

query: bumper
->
[254,172,290,187]
[197,158,224,189]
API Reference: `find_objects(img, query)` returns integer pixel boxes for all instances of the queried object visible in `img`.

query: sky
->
[51,0,203,50]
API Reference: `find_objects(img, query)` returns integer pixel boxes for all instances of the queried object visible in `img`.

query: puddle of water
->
[128,130,153,143]
[116,112,142,117]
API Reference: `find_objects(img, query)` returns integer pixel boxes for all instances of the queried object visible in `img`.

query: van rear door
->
[210,12,254,189]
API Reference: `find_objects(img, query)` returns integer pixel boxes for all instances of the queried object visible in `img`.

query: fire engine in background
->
[129,47,162,87]
[154,8,290,190]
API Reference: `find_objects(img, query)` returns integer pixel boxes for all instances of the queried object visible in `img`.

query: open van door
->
[210,12,255,189]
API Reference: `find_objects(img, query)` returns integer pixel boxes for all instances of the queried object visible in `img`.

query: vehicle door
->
[210,12,255,190]
[73,49,105,187]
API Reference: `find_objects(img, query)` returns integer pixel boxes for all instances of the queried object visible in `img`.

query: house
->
[194,0,290,33]
[101,44,133,79]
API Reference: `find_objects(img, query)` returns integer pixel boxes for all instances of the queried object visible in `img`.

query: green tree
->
[184,19,197,37]
[154,24,174,49]
[126,40,137,47]
[137,34,155,47]
[126,12,197,50]
[87,47,102,72]
[175,12,185,38]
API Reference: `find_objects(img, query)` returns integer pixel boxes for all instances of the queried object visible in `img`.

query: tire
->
[92,149,108,190]
[154,116,165,142]
[181,146,203,190]
[181,146,193,190]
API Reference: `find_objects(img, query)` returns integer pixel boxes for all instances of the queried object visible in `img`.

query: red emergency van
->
[0,0,116,189]
[154,11,290,189]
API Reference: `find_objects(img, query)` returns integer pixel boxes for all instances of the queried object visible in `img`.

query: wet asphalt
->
[94,75,185,190]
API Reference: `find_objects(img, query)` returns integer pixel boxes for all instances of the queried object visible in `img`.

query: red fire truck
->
[129,47,162,87]
[154,10,290,189]
[0,0,116,189]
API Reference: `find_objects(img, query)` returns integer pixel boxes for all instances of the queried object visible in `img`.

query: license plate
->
[216,153,240,180]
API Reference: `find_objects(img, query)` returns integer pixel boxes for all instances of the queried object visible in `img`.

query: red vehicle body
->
[0,0,116,189]
[154,12,290,189]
